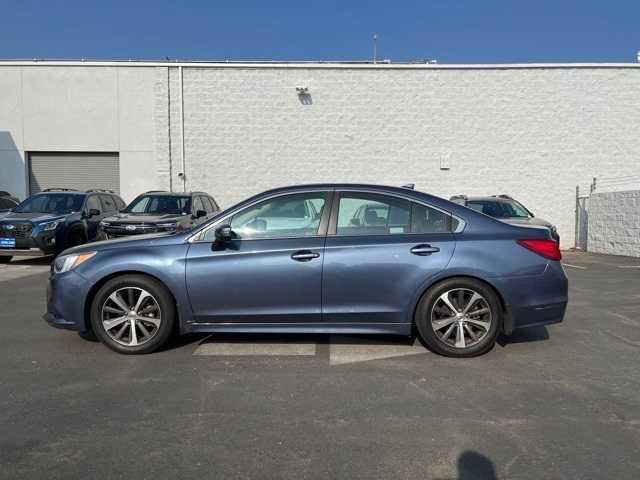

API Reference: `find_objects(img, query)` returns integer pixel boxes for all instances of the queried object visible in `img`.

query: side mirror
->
[195,209,207,219]
[88,208,101,217]
[215,224,233,243]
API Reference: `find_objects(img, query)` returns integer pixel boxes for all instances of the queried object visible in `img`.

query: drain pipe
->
[178,65,186,192]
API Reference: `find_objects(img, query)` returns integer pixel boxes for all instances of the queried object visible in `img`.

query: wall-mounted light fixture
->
[296,86,312,105]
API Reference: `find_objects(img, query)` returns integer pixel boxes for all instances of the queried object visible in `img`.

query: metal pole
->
[178,65,186,192]
[373,34,378,64]
[574,185,579,250]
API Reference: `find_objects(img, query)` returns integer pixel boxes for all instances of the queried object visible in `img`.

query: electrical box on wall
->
[440,157,450,170]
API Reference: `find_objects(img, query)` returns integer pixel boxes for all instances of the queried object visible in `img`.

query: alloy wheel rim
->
[101,287,162,347]
[430,288,492,349]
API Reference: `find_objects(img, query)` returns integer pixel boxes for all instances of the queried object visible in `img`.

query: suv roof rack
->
[42,188,79,192]
[401,183,415,189]
[492,194,513,199]
[449,194,468,200]
[145,190,168,193]
[86,188,115,193]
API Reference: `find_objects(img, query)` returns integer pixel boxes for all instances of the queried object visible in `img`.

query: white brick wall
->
[154,66,640,248]
[588,190,640,257]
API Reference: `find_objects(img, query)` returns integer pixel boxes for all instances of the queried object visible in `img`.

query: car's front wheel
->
[415,278,501,357]
[90,274,175,354]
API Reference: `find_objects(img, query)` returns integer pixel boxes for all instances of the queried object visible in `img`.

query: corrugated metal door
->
[29,152,120,194]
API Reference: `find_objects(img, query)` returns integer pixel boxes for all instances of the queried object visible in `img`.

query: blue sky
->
[1,1,639,63]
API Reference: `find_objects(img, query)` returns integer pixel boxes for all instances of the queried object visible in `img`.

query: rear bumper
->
[493,261,568,332]
[44,270,91,332]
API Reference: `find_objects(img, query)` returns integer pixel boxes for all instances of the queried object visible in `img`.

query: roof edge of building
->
[1,59,640,69]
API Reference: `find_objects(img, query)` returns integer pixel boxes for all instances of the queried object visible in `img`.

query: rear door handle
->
[410,244,440,256]
[291,250,320,262]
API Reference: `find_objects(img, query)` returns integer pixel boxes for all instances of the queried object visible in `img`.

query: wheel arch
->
[83,270,179,333]
[411,274,512,335]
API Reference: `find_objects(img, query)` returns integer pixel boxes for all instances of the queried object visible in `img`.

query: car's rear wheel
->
[90,274,175,354]
[0,256,11,263]
[415,278,501,357]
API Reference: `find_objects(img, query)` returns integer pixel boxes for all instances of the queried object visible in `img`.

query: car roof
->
[464,196,515,203]
[34,190,87,196]
[136,191,210,197]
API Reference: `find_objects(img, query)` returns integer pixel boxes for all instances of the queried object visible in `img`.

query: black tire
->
[415,277,501,357]
[90,274,176,354]
[0,256,11,263]
[67,230,86,248]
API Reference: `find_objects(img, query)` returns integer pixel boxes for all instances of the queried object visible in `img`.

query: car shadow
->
[498,325,549,347]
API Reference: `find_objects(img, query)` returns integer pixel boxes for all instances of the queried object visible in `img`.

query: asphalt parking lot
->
[1,252,639,479]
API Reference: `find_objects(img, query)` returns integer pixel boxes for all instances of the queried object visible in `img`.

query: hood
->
[62,231,188,256]
[0,211,68,224]
[498,216,554,228]
[103,212,188,224]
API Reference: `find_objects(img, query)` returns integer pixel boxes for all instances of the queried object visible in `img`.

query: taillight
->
[517,239,562,261]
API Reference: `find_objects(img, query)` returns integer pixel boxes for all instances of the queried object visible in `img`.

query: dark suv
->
[0,188,126,262]
[97,191,219,239]
[450,194,559,242]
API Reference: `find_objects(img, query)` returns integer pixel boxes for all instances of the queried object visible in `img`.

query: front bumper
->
[0,229,58,256]
[44,269,91,332]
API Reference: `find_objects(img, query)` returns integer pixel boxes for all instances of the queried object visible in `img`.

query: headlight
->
[42,221,59,231]
[53,251,96,274]
[99,221,110,227]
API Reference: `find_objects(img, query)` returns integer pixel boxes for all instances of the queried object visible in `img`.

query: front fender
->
[76,243,192,331]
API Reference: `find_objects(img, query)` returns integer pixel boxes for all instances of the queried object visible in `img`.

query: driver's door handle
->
[410,244,440,256]
[291,250,320,262]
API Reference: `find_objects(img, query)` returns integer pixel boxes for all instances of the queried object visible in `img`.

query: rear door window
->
[336,193,411,236]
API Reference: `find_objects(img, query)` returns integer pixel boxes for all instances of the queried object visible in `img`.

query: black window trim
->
[189,189,335,243]
[327,189,464,236]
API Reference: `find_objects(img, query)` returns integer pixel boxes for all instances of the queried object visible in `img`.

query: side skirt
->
[185,322,413,336]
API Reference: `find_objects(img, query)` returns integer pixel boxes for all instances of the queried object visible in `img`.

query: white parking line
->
[562,263,587,270]
[329,335,427,366]
[618,265,640,269]
[193,341,316,356]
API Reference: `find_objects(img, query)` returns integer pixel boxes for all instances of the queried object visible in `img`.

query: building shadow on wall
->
[0,131,25,200]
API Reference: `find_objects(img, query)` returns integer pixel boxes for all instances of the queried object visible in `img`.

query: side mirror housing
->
[195,209,207,219]
[88,208,101,217]
[215,224,233,243]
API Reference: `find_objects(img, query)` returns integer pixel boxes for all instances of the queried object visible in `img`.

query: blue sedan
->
[44,184,568,357]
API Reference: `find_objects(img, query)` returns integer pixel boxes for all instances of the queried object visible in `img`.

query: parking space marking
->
[0,263,50,282]
[562,263,587,270]
[329,335,427,366]
[193,340,316,356]
[618,265,640,269]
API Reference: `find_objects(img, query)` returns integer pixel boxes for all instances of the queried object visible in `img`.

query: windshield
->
[467,200,531,218]
[124,195,191,215]
[13,194,85,214]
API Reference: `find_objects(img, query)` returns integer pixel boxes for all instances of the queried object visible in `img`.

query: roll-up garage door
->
[28,152,120,194]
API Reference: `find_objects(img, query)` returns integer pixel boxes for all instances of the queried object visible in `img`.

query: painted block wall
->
[588,190,640,257]
[159,66,640,248]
